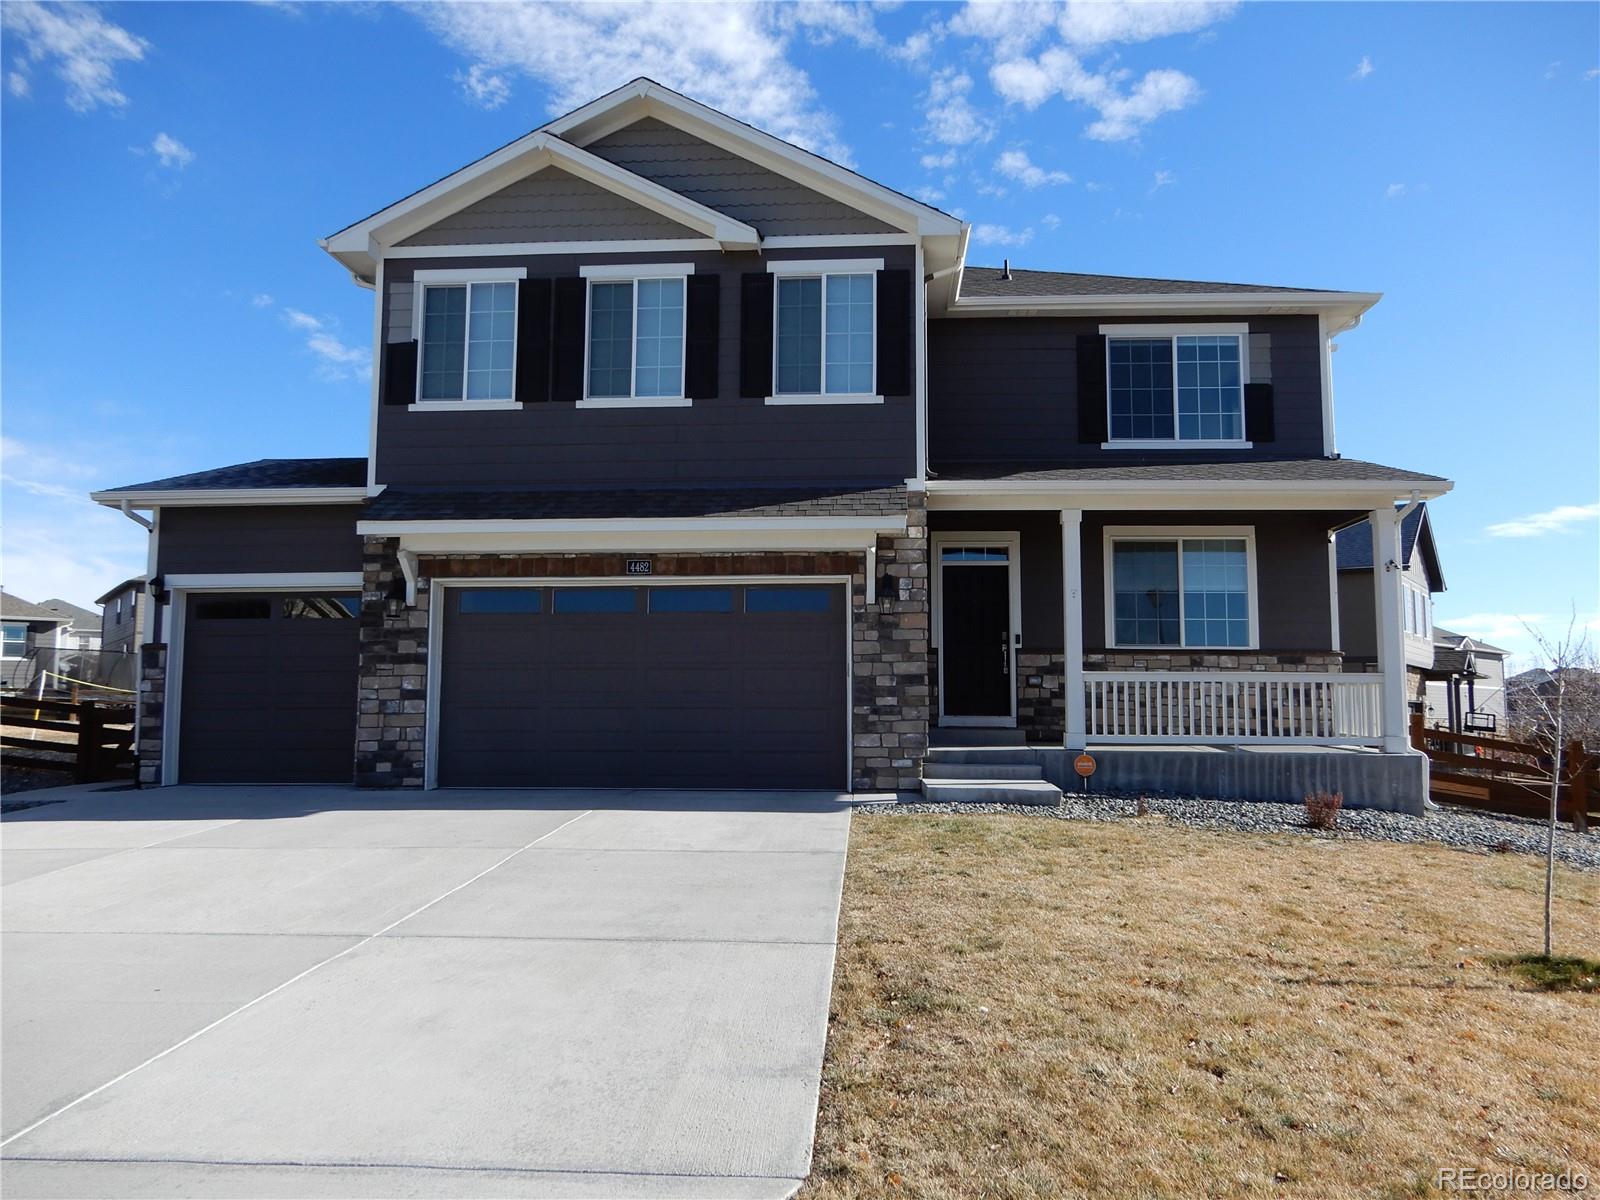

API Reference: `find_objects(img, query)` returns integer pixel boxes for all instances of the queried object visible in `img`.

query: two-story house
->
[93,79,1451,808]
[96,576,147,656]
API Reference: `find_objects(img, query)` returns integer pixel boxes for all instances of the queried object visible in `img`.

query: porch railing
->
[1084,672,1384,745]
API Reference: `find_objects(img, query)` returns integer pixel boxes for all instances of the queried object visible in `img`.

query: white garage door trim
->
[161,572,364,786]
[424,575,855,791]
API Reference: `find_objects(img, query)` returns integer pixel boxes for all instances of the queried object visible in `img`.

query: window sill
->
[576,397,693,409]
[408,400,523,413]
[1102,440,1253,451]
[1108,645,1260,653]
[764,394,884,406]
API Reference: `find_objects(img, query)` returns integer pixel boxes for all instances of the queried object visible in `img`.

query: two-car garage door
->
[437,583,847,789]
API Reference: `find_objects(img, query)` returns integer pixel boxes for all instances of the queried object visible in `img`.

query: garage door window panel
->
[746,587,834,614]
[459,589,544,615]
[649,587,734,614]
[554,588,640,614]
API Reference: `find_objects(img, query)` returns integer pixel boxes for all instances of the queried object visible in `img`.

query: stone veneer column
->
[355,536,428,787]
[852,489,930,792]
[136,641,166,785]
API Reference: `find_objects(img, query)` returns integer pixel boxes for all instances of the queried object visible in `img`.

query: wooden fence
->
[1412,714,1596,833]
[1,696,136,784]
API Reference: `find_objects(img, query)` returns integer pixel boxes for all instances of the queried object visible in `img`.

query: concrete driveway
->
[1,785,853,1198]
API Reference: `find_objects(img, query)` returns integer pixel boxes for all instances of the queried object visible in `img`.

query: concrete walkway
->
[1,785,853,1198]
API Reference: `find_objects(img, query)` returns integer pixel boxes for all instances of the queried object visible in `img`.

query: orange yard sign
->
[1073,753,1096,778]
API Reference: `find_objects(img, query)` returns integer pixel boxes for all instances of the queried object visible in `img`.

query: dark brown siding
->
[1079,511,1349,652]
[928,314,1326,466]
[377,246,917,488]
[157,506,362,576]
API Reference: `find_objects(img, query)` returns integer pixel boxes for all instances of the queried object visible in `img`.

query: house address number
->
[626,559,653,575]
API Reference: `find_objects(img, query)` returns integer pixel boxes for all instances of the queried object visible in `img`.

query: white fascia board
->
[390,528,887,556]
[925,478,1453,511]
[945,291,1382,325]
[324,134,759,264]
[385,239,719,260]
[360,515,905,537]
[163,572,363,589]
[91,488,370,508]
[543,82,963,239]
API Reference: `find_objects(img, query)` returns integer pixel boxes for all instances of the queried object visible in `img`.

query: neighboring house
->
[97,577,147,656]
[38,600,103,651]
[1424,626,1508,733]
[0,590,72,690]
[91,79,1451,804]
[1336,502,1445,706]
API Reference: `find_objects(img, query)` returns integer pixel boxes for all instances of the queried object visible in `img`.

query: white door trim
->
[425,576,855,791]
[163,578,363,787]
[930,531,1022,728]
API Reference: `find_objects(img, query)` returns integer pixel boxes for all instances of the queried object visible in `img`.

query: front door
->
[939,547,1015,723]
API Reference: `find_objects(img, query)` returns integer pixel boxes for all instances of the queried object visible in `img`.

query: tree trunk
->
[1545,716,1563,958]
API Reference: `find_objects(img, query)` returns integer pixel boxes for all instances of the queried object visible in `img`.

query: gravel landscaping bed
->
[856,791,1600,872]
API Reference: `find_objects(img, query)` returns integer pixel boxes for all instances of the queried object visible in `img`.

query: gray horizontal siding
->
[157,506,362,576]
[398,166,702,247]
[928,315,1323,467]
[584,117,897,238]
[377,246,916,488]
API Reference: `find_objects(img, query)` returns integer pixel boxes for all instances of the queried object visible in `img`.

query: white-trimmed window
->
[413,267,525,407]
[1102,324,1249,447]
[1106,529,1257,649]
[768,258,881,404]
[1404,580,1432,638]
[2,623,26,658]
[580,263,691,407]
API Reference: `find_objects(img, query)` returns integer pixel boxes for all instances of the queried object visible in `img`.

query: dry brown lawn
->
[804,814,1599,1199]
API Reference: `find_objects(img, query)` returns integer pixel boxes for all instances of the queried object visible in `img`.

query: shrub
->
[1304,790,1344,831]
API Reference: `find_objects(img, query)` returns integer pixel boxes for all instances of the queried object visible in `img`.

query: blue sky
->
[2,1,1596,664]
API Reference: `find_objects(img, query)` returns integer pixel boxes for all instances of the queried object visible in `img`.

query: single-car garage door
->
[438,583,847,789]
[178,592,360,784]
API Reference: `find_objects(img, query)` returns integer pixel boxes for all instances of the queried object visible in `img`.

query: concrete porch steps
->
[919,779,1064,806]
[919,748,1064,806]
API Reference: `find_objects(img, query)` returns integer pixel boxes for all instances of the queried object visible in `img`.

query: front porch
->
[923,468,1449,810]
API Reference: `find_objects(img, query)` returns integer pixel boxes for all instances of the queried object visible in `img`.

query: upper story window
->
[767,259,881,405]
[1403,580,1432,638]
[1107,529,1257,649]
[1102,324,1248,447]
[580,264,691,408]
[2,623,26,658]
[412,267,525,408]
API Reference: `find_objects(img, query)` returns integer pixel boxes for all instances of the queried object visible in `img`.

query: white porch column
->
[1371,505,1410,752]
[1061,508,1085,750]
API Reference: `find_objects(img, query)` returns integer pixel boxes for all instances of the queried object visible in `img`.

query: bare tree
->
[1511,617,1596,957]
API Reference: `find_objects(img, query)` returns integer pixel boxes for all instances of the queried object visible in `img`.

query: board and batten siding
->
[376,245,917,488]
[927,314,1324,466]
[397,166,702,247]
[156,506,363,576]
[583,117,898,237]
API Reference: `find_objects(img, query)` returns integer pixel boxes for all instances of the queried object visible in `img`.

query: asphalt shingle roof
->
[103,458,368,493]
[958,266,1342,299]
[1335,503,1428,570]
[0,590,72,623]
[362,483,909,523]
[934,458,1446,485]
[38,600,101,627]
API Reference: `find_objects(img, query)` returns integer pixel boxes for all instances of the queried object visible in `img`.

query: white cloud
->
[772,1,884,51]
[279,310,369,381]
[920,149,958,170]
[413,1,858,163]
[924,67,993,146]
[1483,502,1600,539]
[0,1,148,112]
[1544,61,1561,80]
[8,68,30,98]
[996,148,1070,187]
[251,293,274,308]
[150,131,194,169]
[1040,212,1061,228]
[1055,0,1237,47]
[1586,67,1599,81]
[1,508,144,611]
[976,181,1008,198]
[972,222,1033,247]
[1385,182,1407,200]
[454,63,511,110]
[992,46,1202,140]
[1351,55,1374,80]
[1150,168,1175,191]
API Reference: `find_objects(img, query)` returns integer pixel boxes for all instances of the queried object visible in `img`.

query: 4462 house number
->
[625,559,653,575]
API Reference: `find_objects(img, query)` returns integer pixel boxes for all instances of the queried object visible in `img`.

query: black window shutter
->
[515,278,553,404]
[382,341,417,407]
[1244,382,1276,442]
[1076,334,1108,443]
[550,276,587,404]
[739,272,774,399]
[685,274,720,400]
[875,268,912,397]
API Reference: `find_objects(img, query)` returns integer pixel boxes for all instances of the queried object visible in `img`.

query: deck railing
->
[1084,672,1384,745]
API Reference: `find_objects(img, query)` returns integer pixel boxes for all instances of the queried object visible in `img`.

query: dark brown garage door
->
[179,592,360,784]
[438,584,847,789]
